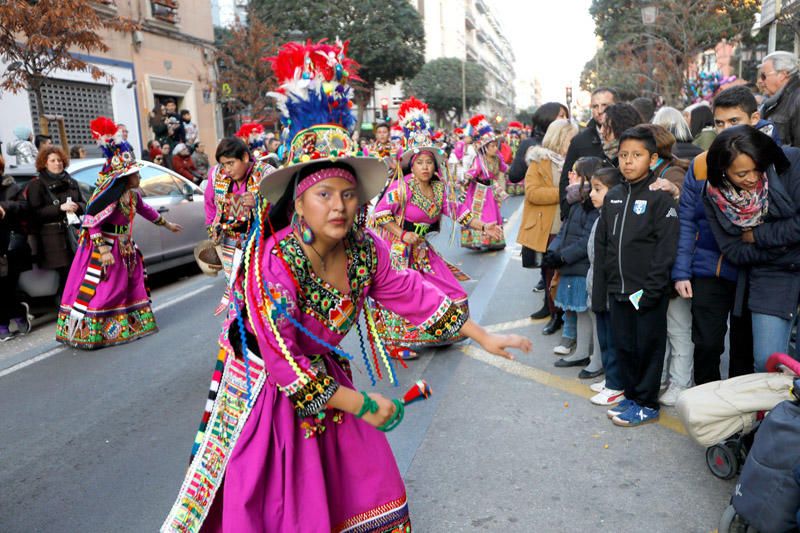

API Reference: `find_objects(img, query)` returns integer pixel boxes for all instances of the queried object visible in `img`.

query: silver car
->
[11,159,207,303]
[66,158,207,273]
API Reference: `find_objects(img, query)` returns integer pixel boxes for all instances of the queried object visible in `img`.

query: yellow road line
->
[459,344,688,436]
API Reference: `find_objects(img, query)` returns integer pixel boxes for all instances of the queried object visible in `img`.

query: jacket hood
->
[525,145,555,165]
[6,138,25,155]
[1,175,14,187]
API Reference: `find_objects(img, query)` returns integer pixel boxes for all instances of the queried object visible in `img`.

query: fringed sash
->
[161,348,267,533]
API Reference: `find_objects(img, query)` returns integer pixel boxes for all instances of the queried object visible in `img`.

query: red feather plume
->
[90,116,118,140]
[236,123,264,139]
[468,114,486,128]
[398,96,428,119]
[263,39,360,83]
[508,121,523,128]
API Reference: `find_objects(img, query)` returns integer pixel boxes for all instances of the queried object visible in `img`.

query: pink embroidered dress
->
[369,174,473,349]
[162,225,468,533]
[56,191,160,349]
[461,154,507,250]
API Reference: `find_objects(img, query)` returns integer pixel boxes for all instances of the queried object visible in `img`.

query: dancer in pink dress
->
[162,40,531,533]
[56,117,182,349]
[369,97,502,359]
[461,114,508,250]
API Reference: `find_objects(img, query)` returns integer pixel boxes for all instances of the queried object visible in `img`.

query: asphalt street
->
[0,196,735,532]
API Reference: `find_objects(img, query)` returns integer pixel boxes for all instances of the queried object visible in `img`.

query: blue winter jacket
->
[671,119,781,282]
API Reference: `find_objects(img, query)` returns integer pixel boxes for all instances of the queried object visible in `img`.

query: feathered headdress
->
[506,121,523,135]
[390,124,404,144]
[398,97,430,138]
[235,122,267,154]
[264,39,359,144]
[468,114,496,147]
[87,116,141,200]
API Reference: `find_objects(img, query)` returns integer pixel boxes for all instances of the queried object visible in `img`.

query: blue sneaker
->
[606,398,634,419]
[612,403,660,427]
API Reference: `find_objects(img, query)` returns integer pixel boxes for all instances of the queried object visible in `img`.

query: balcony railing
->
[151,0,179,24]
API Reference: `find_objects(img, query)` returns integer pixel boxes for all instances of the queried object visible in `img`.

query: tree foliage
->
[581,0,760,104]
[0,0,136,117]
[252,0,425,125]
[215,10,279,125]
[402,58,487,124]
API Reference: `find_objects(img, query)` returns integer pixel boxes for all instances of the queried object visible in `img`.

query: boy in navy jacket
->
[592,126,679,426]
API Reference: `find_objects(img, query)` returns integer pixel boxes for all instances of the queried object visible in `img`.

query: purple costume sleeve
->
[136,191,161,223]
[367,231,468,335]
[204,165,217,226]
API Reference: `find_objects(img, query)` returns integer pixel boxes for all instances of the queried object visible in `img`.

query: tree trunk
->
[30,77,48,135]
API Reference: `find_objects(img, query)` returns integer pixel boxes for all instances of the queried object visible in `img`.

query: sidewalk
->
[350,231,734,532]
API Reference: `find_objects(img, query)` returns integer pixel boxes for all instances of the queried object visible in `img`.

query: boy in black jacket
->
[592,126,679,426]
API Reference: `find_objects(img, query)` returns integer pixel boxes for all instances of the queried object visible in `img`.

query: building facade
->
[371,0,516,129]
[1,0,218,163]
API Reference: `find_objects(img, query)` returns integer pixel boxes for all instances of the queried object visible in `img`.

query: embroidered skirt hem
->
[55,302,158,349]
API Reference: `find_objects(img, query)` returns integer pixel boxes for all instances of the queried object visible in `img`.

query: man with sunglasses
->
[759,51,800,148]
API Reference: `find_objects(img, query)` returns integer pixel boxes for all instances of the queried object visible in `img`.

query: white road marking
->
[0,346,65,379]
[152,284,214,312]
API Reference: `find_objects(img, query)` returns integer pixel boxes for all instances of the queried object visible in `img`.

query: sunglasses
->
[760,71,777,81]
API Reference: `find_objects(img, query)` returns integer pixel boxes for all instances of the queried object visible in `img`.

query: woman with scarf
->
[369,98,502,360]
[518,119,578,335]
[55,117,182,350]
[703,125,800,371]
[599,103,644,166]
[161,40,530,533]
[26,146,86,283]
[461,114,508,251]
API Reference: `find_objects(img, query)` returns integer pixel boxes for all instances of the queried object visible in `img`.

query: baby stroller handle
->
[765,352,800,375]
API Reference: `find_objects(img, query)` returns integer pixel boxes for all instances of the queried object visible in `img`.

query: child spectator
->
[34,134,52,151]
[544,156,604,368]
[642,124,694,406]
[587,167,624,405]
[672,86,780,386]
[171,143,201,184]
[191,142,210,178]
[69,145,87,160]
[593,126,679,427]
[180,109,198,147]
[7,126,37,166]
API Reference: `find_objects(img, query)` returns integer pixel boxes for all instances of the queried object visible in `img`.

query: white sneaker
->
[590,388,625,406]
[659,384,686,407]
[590,380,606,393]
[553,338,576,355]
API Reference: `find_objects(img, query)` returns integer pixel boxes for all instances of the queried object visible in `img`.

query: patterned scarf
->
[603,138,619,161]
[706,175,769,228]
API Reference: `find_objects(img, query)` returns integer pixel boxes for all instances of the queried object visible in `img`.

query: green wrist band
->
[355,391,378,419]
[377,399,405,432]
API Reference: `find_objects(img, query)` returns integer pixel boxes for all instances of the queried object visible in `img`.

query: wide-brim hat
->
[399,144,447,170]
[260,124,387,205]
[193,240,223,276]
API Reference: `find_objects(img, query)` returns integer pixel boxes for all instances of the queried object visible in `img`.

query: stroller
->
[718,373,800,533]
[676,353,800,480]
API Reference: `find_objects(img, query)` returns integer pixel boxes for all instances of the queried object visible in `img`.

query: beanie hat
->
[13,126,32,140]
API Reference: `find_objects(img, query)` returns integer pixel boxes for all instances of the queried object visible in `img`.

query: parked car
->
[8,160,207,303]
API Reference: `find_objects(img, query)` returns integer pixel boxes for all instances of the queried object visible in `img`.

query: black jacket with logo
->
[591,172,679,312]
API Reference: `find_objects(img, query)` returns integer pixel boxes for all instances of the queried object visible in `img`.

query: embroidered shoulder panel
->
[409,178,444,219]
[274,232,377,335]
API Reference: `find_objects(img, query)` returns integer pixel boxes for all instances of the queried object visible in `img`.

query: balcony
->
[465,8,476,29]
[475,0,487,14]
[151,0,179,24]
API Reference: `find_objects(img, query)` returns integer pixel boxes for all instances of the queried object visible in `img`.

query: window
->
[138,165,184,197]
[29,79,113,154]
[151,0,179,24]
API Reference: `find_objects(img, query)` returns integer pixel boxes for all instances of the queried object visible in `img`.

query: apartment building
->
[372,0,516,127]
[1,0,218,161]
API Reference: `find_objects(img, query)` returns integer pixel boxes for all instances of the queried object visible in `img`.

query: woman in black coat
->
[25,146,85,274]
[0,155,32,340]
[702,126,800,371]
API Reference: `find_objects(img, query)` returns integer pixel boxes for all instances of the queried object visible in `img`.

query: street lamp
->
[640,2,658,96]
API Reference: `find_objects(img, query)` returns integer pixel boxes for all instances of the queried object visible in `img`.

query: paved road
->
[0,196,734,532]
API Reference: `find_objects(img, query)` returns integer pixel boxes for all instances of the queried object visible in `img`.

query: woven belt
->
[402,220,439,237]
[101,223,129,234]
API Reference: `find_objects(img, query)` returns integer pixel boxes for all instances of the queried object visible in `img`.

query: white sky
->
[493,0,598,108]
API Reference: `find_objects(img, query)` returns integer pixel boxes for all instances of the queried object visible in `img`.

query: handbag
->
[521,246,542,269]
[41,181,82,254]
[549,270,560,302]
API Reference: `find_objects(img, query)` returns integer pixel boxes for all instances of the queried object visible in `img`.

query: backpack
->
[732,382,800,532]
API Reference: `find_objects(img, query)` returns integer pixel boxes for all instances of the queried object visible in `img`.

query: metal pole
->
[769,22,777,54]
